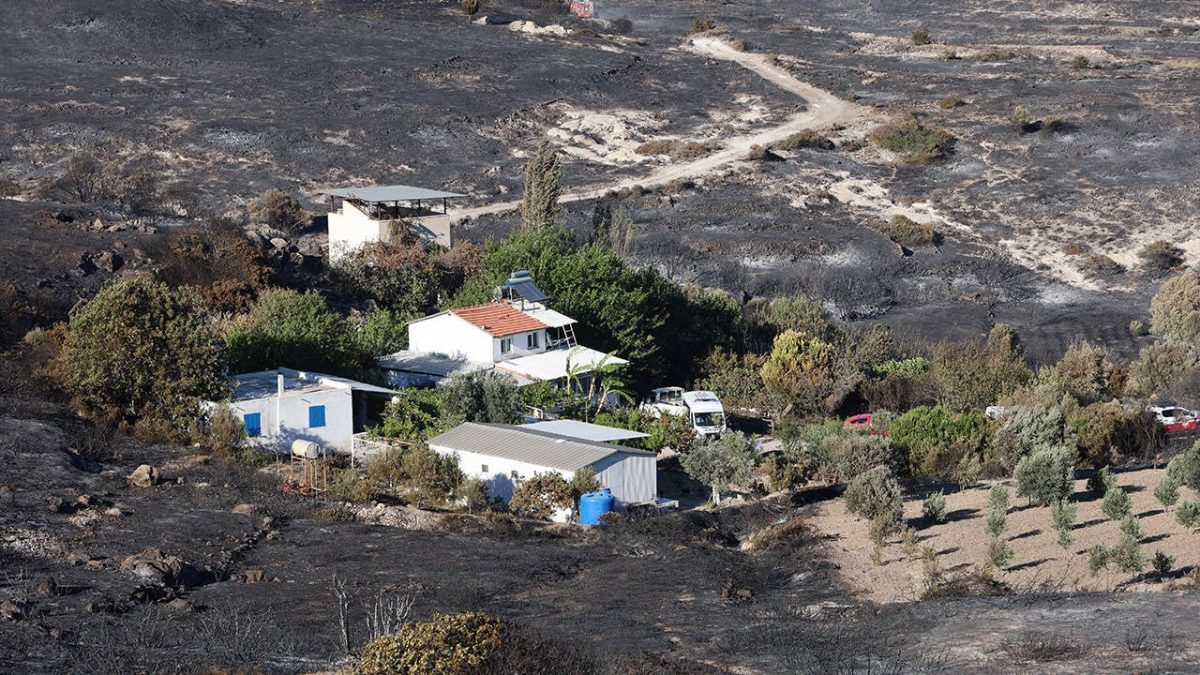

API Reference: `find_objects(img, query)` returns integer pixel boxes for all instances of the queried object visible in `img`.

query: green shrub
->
[889,405,987,478]
[986,537,1014,569]
[459,478,491,513]
[870,121,956,164]
[823,432,897,482]
[1166,442,1200,490]
[938,95,964,110]
[1176,500,1200,529]
[1101,485,1132,521]
[681,432,757,505]
[931,326,1031,414]
[1050,498,1076,548]
[988,406,1075,475]
[1152,550,1175,577]
[844,466,903,532]
[520,141,561,230]
[922,491,947,523]
[1125,341,1198,398]
[1013,444,1075,506]
[1068,402,1161,469]
[1119,514,1143,541]
[1054,341,1122,405]
[1088,466,1116,495]
[911,30,930,45]
[356,612,503,675]
[1110,534,1144,573]
[1154,475,1181,509]
[248,188,310,232]
[60,277,228,435]
[1150,271,1200,343]
[986,508,1007,538]
[442,370,523,424]
[1010,105,1034,131]
[509,472,574,520]
[1139,240,1185,273]
[224,288,364,376]
[1088,544,1110,576]
[986,484,1008,537]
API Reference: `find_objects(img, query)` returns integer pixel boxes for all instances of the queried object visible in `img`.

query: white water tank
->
[291,440,321,459]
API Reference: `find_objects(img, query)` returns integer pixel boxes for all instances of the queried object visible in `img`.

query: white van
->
[641,387,727,437]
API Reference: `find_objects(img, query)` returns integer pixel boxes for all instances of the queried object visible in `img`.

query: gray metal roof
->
[428,422,653,472]
[317,185,466,203]
[522,419,649,442]
[230,368,396,402]
[376,350,494,378]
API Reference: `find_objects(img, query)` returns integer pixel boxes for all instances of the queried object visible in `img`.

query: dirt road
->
[451,36,875,223]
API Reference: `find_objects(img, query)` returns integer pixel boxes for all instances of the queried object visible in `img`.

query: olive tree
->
[681,432,757,505]
[60,276,227,434]
[1013,444,1075,506]
[1150,271,1200,343]
[441,370,524,424]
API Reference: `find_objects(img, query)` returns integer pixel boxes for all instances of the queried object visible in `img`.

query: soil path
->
[451,37,875,223]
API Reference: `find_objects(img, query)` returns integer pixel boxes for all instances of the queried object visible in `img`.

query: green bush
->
[889,405,987,478]
[1110,534,1144,573]
[1054,341,1121,405]
[1013,444,1075,506]
[1150,271,1200,344]
[248,188,310,232]
[1151,550,1175,577]
[779,129,835,151]
[1101,485,1132,521]
[911,30,930,45]
[1125,341,1198,397]
[1166,442,1200,490]
[378,388,455,443]
[60,277,228,435]
[931,326,1031,414]
[922,491,947,523]
[1154,475,1180,509]
[986,484,1008,537]
[986,537,1014,569]
[1068,403,1162,469]
[823,432,897,482]
[681,432,757,505]
[871,121,956,164]
[224,288,364,376]
[1088,544,1110,576]
[1119,514,1143,540]
[1176,500,1200,529]
[356,612,503,675]
[845,466,903,533]
[509,472,574,520]
[988,406,1075,475]
[1050,498,1076,548]
[442,370,523,424]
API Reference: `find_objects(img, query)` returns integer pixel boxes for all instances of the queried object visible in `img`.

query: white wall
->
[430,445,657,507]
[229,387,354,454]
[328,202,388,262]
[409,313,494,363]
[432,446,575,502]
[491,329,548,362]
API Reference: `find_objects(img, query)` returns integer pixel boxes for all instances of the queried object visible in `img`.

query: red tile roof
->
[451,303,548,338]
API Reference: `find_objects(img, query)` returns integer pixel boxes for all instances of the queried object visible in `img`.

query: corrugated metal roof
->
[522,419,649,442]
[318,185,466,202]
[376,350,494,378]
[495,346,627,382]
[428,422,652,472]
[451,303,548,338]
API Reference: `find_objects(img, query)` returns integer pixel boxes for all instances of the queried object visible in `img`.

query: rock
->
[736,588,753,600]
[47,496,67,513]
[35,577,57,597]
[1,599,26,621]
[166,598,194,613]
[104,507,124,517]
[93,251,124,272]
[129,584,172,604]
[77,254,98,276]
[49,627,64,641]
[127,464,160,488]
[269,237,289,250]
[76,494,95,507]
[242,569,266,583]
[231,503,260,515]
[120,548,188,587]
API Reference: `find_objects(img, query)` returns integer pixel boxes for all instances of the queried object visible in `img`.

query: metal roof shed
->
[522,419,649,443]
[428,423,656,505]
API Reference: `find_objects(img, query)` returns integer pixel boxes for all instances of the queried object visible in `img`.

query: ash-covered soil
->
[3,398,1200,673]
[3,0,1198,360]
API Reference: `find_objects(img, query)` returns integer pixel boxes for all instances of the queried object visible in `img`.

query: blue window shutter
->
[308,405,326,428]
[243,413,261,437]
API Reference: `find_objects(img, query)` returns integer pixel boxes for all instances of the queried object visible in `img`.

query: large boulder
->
[127,464,160,488]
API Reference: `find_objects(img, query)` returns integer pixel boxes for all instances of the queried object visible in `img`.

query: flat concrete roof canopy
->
[317,185,466,203]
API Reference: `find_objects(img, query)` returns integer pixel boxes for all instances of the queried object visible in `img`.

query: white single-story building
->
[318,184,466,259]
[219,368,397,455]
[521,419,649,445]
[427,422,657,506]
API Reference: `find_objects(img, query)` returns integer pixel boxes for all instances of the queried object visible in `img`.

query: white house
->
[218,368,397,455]
[427,422,657,506]
[318,184,466,260]
[378,271,627,390]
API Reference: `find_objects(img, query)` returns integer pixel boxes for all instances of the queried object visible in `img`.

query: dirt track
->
[451,36,876,222]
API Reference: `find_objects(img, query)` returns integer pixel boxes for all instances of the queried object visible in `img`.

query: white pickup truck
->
[641,387,727,437]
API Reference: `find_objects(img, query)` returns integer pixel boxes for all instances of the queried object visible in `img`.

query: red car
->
[843,414,888,436]
[1152,406,1200,433]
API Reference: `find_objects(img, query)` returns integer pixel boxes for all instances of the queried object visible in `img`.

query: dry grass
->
[871,121,955,164]
[635,140,713,161]
[778,129,835,150]
[874,214,941,248]
[937,96,963,110]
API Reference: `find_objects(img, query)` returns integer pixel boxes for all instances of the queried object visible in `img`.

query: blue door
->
[308,405,326,428]
[243,412,262,437]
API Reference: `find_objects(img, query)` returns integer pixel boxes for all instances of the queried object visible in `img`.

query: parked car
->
[842,413,888,436]
[1151,405,1200,433]
[640,387,727,437]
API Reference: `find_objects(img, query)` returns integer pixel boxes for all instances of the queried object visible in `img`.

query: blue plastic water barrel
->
[579,488,614,526]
